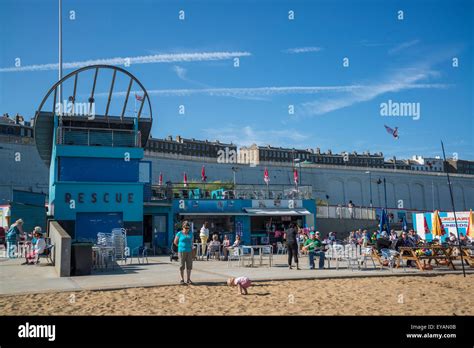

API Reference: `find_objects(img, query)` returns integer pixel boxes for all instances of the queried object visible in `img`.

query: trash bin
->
[71,242,93,276]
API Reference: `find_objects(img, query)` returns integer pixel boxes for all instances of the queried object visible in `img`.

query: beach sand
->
[1,274,472,315]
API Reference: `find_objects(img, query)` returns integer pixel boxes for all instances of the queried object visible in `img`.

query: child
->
[227,276,251,295]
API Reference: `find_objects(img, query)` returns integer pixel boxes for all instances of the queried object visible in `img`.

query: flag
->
[264,168,269,184]
[423,215,430,235]
[467,209,474,238]
[183,172,188,187]
[384,125,399,139]
[135,93,144,101]
[432,210,446,237]
[293,168,298,185]
[158,172,163,186]
[201,165,207,182]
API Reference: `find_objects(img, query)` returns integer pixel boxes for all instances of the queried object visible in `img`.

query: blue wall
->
[59,157,139,182]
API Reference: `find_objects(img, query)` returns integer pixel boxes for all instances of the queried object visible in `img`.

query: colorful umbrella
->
[467,209,474,238]
[432,210,446,237]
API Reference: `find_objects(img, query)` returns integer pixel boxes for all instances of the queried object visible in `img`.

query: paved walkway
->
[1,254,472,296]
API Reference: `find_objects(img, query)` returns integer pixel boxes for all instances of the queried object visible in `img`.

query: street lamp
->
[377,177,388,209]
[365,171,373,207]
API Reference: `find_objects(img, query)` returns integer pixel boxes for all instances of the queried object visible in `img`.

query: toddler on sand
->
[227,276,251,295]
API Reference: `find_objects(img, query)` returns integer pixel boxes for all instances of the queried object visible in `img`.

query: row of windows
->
[413,166,443,172]
[147,140,237,153]
[0,126,33,137]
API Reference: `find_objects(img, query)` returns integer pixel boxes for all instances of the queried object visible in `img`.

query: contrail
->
[95,84,448,98]
[0,51,251,73]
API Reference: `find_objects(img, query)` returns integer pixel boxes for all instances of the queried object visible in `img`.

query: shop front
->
[245,199,315,245]
[172,199,316,246]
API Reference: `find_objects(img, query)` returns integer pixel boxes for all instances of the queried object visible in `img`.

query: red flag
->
[264,168,269,184]
[159,172,163,186]
[293,169,299,185]
[135,93,144,101]
[423,216,430,235]
[183,172,188,187]
[201,165,207,182]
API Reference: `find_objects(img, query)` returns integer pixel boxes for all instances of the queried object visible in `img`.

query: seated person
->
[375,233,392,253]
[207,234,221,260]
[231,235,241,248]
[222,235,231,260]
[22,228,46,265]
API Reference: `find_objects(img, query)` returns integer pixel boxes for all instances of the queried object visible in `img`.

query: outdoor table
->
[397,245,455,271]
[244,245,273,267]
[448,246,474,267]
[240,246,255,266]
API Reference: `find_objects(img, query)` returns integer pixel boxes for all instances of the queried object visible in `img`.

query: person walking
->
[199,221,210,258]
[284,223,299,270]
[174,221,194,285]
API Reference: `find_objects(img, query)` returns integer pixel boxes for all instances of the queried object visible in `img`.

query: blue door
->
[75,212,123,242]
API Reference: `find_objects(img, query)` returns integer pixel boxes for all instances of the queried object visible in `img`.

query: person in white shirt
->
[199,222,210,257]
[22,228,46,265]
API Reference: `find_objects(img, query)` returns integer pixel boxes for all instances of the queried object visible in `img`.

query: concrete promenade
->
[1,254,472,296]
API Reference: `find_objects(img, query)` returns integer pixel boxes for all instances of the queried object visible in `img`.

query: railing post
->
[111,129,114,147]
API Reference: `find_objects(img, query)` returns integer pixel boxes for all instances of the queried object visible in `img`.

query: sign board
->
[413,211,470,240]
[251,200,303,209]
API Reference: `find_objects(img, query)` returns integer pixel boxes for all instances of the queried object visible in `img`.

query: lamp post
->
[377,177,387,209]
[231,166,238,198]
[294,158,301,194]
[365,171,373,208]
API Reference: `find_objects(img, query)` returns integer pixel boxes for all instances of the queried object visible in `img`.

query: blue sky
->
[0,0,472,160]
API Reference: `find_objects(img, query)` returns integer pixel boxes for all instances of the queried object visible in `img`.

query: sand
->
[0,274,472,316]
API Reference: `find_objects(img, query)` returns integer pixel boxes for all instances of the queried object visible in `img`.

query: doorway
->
[143,214,153,246]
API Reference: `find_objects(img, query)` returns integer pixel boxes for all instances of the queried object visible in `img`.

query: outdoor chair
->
[359,246,377,270]
[379,248,399,271]
[207,244,221,260]
[111,228,129,264]
[260,245,273,267]
[276,242,287,255]
[343,244,360,271]
[131,246,151,264]
[227,247,243,267]
[35,244,54,265]
[326,244,344,270]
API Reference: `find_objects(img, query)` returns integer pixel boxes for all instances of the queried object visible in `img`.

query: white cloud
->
[0,51,252,73]
[172,65,187,80]
[300,67,448,116]
[388,39,420,55]
[203,125,309,148]
[283,46,323,54]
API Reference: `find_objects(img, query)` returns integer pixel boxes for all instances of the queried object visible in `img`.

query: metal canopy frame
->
[33,65,153,166]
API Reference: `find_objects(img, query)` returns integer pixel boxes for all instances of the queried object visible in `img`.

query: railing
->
[57,126,138,147]
[150,183,313,201]
[317,205,377,220]
[316,205,421,223]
